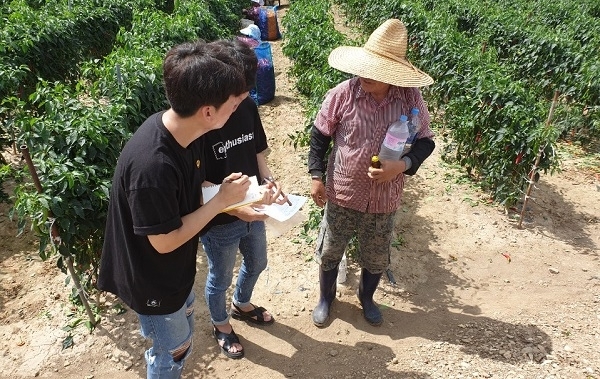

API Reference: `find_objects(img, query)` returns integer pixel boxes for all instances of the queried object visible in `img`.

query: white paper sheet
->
[254,194,307,222]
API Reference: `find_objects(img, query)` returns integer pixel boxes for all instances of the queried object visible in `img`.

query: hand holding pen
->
[263,176,292,206]
[214,173,250,207]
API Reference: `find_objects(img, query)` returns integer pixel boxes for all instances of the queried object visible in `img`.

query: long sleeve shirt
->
[309,77,435,214]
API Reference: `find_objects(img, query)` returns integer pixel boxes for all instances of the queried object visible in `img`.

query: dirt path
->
[1,2,600,378]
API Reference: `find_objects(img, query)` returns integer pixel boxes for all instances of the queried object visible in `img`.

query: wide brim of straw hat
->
[328,19,433,87]
[328,46,433,88]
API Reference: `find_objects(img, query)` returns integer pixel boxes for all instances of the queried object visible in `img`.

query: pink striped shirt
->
[315,77,434,213]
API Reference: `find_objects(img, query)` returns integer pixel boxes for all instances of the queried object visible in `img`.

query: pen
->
[263,177,292,206]
[223,173,248,184]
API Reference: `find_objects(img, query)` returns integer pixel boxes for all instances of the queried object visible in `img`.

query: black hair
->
[162,40,247,118]
[206,38,258,92]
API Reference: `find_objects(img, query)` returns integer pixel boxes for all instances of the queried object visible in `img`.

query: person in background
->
[243,0,263,21]
[239,24,262,48]
[307,19,436,327]
[98,40,251,379]
[200,39,288,359]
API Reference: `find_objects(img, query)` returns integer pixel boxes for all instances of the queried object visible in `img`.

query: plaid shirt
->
[314,77,434,213]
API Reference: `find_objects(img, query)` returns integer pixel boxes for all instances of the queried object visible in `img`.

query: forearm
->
[308,126,331,176]
[403,137,435,176]
[147,195,227,254]
[256,152,272,180]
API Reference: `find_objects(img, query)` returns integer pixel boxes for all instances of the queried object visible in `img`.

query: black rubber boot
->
[312,266,338,327]
[358,268,383,326]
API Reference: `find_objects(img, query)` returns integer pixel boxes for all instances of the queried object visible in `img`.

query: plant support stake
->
[21,145,98,327]
[518,91,559,229]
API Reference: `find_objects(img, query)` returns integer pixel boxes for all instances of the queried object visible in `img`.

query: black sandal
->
[212,325,244,359]
[231,303,275,325]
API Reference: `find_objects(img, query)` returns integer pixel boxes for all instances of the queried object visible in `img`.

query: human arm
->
[368,158,408,183]
[402,137,435,175]
[369,88,435,181]
[368,138,435,182]
[147,173,250,253]
[225,152,288,221]
[401,89,435,175]
[308,126,331,207]
[308,126,331,179]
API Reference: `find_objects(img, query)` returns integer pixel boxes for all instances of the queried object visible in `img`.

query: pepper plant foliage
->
[0,0,132,100]
[334,0,599,205]
[13,81,128,276]
[281,0,350,148]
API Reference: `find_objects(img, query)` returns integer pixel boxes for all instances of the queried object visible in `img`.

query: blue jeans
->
[137,291,195,379]
[201,220,268,325]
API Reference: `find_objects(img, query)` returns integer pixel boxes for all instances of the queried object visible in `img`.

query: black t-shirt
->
[98,111,205,315]
[201,96,268,231]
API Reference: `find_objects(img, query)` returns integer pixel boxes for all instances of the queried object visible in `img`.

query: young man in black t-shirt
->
[98,40,252,379]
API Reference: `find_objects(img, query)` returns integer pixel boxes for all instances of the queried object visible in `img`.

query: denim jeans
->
[201,220,268,325]
[137,291,195,379]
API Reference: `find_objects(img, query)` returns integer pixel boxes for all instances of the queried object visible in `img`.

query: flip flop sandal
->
[212,325,244,359]
[231,303,275,325]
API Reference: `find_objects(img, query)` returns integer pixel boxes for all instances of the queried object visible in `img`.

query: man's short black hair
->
[163,40,247,118]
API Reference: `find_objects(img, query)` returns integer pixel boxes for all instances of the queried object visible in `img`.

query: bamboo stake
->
[21,145,98,326]
[518,91,560,228]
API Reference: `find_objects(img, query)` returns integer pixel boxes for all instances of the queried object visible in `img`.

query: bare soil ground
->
[1,2,599,378]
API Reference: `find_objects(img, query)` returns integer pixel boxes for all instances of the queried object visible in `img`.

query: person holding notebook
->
[199,38,288,359]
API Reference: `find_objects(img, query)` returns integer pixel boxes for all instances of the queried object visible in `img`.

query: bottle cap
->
[411,108,419,115]
[399,114,408,122]
[371,155,381,168]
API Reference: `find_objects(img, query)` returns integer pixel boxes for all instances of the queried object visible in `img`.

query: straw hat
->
[328,19,433,87]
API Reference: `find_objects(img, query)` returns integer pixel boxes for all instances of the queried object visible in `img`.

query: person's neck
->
[162,109,210,148]
[369,86,390,103]
[371,93,387,103]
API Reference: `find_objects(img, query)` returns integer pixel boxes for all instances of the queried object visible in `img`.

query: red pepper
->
[515,152,523,164]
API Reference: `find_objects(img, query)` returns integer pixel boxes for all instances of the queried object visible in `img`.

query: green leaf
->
[61,334,74,350]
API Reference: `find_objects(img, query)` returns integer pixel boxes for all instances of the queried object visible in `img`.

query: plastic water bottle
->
[379,115,410,161]
[337,253,347,284]
[409,108,421,133]
[403,108,421,155]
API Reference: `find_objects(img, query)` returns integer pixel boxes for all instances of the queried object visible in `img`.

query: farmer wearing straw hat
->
[308,19,436,327]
